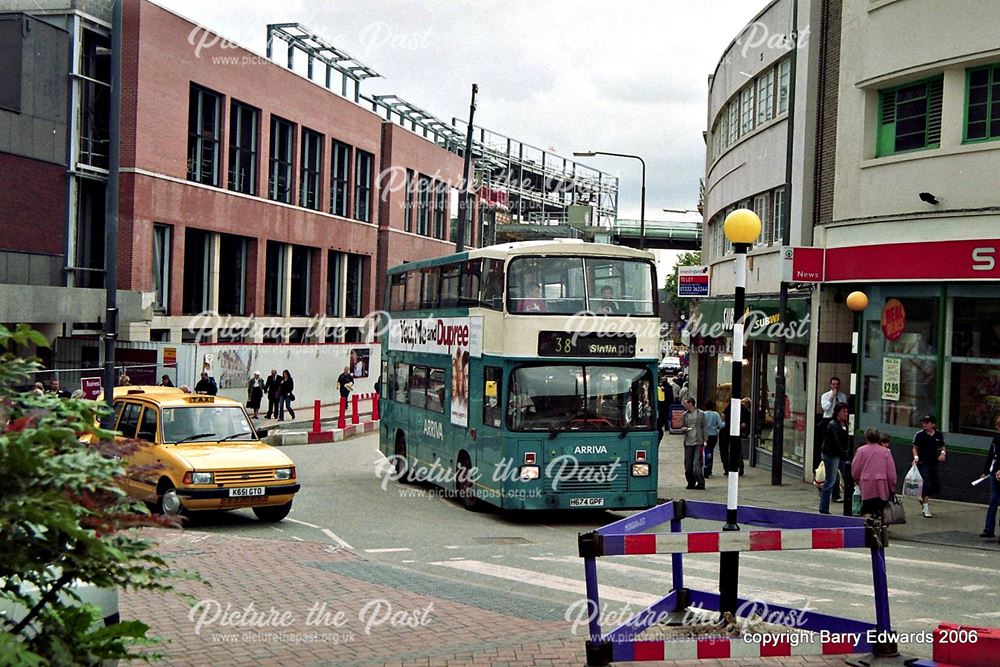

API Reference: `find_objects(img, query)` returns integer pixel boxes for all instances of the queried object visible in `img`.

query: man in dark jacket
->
[819,402,850,514]
[263,369,281,419]
[194,371,217,396]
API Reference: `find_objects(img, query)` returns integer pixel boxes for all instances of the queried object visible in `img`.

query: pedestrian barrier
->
[929,623,1000,667]
[579,499,896,665]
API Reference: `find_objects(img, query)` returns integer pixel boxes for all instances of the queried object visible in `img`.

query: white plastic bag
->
[814,461,826,486]
[903,464,924,498]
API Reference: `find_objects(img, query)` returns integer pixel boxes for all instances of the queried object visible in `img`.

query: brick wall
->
[0,153,66,256]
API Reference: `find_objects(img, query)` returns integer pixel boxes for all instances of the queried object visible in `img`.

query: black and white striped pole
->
[719,208,761,617]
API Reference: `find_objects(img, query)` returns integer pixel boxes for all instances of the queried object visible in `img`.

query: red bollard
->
[351,393,360,425]
[338,399,346,430]
[312,400,321,433]
[372,392,380,421]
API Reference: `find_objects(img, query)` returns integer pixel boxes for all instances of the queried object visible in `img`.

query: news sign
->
[677,265,710,297]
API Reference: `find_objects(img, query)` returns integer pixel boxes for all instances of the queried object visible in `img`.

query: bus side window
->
[394,362,409,403]
[410,366,427,409]
[483,367,502,428]
[481,259,504,310]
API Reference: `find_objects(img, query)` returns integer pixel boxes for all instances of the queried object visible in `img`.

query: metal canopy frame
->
[266,23,380,101]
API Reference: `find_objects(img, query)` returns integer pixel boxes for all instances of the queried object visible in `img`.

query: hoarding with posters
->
[388,316,483,426]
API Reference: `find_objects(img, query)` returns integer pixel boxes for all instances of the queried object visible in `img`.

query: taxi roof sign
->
[187,395,215,404]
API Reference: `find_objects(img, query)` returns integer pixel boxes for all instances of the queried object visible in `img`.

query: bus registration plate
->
[229,487,265,497]
[570,497,604,507]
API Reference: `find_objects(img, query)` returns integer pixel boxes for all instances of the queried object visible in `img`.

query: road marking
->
[444,545,462,549]
[290,536,305,542]
[364,547,413,553]
[321,528,354,551]
[531,556,830,606]
[401,560,416,564]
[285,517,323,529]
[430,559,659,606]
[815,548,1000,576]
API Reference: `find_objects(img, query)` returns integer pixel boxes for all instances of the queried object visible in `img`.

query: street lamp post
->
[844,291,869,517]
[720,208,761,617]
[573,151,646,250]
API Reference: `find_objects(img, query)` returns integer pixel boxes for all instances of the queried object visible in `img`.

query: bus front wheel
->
[456,453,479,511]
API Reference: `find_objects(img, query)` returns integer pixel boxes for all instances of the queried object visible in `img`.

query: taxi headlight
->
[520,465,540,481]
[191,471,213,485]
[274,468,293,481]
[631,463,650,477]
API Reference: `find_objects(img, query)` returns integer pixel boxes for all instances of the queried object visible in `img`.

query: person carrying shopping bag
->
[852,427,898,518]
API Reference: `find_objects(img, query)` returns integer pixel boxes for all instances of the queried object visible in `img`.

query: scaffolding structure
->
[264,23,619,241]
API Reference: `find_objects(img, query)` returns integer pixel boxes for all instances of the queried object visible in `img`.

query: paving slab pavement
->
[122,528,856,667]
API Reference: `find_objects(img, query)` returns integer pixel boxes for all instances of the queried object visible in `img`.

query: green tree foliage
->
[0,325,179,665]
[663,251,702,319]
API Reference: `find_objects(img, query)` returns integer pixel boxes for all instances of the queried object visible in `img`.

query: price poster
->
[882,357,901,401]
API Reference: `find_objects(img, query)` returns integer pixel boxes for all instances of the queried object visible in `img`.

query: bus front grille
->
[550,461,628,492]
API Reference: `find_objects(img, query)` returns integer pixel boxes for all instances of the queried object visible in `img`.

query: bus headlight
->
[631,463,650,477]
[520,466,540,481]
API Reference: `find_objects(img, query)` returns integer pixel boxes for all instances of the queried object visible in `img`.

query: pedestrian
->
[118,373,131,387]
[32,382,44,397]
[194,371,217,395]
[247,370,265,419]
[48,378,71,399]
[819,402,851,514]
[817,377,848,498]
[912,414,945,518]
[264,369,281,419]
[978,414,1000,539]
[703,400,722,478]
[337,365,354,404]
[681,397,706,490]
[159,374,174,387]
[852,427,897,519]
[669,375,682,403]
[278,369,296,421]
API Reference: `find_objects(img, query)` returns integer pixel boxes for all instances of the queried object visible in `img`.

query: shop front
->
[692,296,812,475]
[854,283,999,502]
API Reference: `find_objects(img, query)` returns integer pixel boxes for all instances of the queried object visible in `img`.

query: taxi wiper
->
[175,432,216,444]
[218,431,253,443]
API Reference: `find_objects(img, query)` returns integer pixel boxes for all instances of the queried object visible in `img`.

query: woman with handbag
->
[278,369,296,422]
[852,427,898,518]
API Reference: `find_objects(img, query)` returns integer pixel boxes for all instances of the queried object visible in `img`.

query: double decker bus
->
[378,240,660,511]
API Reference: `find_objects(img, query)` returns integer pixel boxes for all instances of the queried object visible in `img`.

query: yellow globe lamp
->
[723,208,762,244]
[846,291,869,313]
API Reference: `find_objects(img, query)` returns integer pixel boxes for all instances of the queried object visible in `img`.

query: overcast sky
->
[156,0,764,276]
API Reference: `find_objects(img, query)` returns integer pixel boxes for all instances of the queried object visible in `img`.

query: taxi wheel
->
[253,501,292,523]
[156,481,185,517]
[456,453,479,511]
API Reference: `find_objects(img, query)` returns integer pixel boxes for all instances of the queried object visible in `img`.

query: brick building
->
[0,0,468,349]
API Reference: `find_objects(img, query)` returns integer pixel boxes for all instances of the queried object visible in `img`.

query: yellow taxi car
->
[110,386,299,522]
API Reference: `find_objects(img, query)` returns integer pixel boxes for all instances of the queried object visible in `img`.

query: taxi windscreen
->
[161,406,255,443]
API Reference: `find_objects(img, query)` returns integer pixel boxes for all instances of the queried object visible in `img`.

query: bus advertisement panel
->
[388,316,483,427]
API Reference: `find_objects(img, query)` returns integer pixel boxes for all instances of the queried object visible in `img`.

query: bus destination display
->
[537,331,636,358]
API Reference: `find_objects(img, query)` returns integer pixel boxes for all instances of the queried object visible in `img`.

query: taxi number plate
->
[229,487,265,497]
[570,497,604,507]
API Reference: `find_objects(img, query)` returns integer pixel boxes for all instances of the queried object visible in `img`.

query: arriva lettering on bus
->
[423,420,443,440]
[574,445,608,455]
